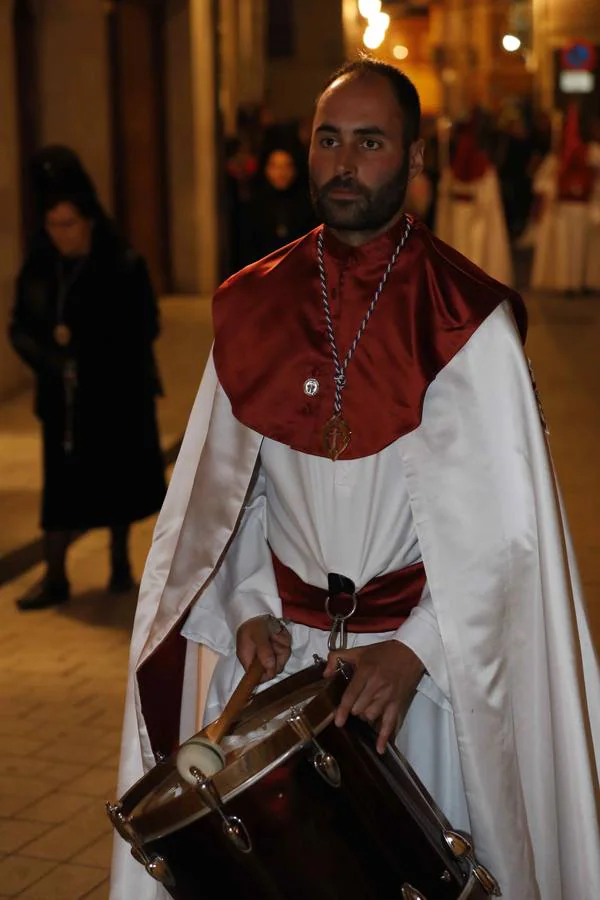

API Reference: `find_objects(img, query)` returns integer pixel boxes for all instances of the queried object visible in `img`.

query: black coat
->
[240,182,317,266]
[9,222,166,530]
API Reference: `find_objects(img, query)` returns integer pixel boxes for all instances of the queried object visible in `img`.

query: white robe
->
[531,153,590,292]
[435,167,513,285]
[182,433,470,833]
[110,302,600,900]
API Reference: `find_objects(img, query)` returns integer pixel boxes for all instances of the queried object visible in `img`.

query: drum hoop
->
[115,663,497,895]
[122,665,348,844]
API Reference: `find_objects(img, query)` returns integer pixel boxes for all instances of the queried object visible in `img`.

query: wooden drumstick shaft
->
[203,656,264,745]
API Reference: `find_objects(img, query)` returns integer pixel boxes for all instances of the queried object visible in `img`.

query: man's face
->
[45,202,93,257]
[309,73,423,233]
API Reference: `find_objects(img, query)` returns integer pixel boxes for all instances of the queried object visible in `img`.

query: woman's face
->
[45,202,93,257]
[265,151,297,191]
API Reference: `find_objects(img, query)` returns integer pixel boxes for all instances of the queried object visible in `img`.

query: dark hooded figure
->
[240,146,318,265]
[9,146,166,611]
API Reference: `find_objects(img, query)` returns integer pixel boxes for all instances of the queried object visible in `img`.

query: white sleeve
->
[181,467,282,651]
[393,581,451,699]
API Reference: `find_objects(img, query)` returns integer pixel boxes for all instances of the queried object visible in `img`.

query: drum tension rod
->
[190,767,253,854]
[287,706,342,788]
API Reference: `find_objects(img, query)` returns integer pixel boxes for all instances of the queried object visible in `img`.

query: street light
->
[393,45,409,60]
[502,34,521,53]
[359,3,390,51]
[363,24,385,49]
[358,0,382,18]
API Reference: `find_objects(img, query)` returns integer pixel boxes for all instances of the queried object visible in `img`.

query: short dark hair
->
[320,57,421,148]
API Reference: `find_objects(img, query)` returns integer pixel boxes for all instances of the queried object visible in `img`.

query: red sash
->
[271,552,426,633]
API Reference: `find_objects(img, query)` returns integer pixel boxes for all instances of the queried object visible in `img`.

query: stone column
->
[189,0,219,292]
[237,0,266,108]
[0,0,28,399]
[219,0,240,136]
[165,0,199,292]
[36,0,112,210]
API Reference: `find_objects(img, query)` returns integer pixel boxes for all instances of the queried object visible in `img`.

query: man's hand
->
[236,615,292,683]
[323,641,425,754]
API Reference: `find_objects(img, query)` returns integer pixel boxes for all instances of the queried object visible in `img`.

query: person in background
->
[529,110,552,175]
[531,103,594,293]
[9,146,166,611]
[496,112,534,238]
[435,122,513,284]
[240,146,317,265]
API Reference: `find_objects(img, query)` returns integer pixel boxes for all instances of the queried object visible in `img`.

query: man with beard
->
[111,60,600,899]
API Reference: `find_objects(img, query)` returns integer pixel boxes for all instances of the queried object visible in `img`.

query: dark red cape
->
[213,217,526,458]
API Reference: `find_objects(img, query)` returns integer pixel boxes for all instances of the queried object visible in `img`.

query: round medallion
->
[303,377,319,397]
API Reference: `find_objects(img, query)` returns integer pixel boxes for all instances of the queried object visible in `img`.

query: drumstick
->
[177,656,264,782]
[203,656,265,744]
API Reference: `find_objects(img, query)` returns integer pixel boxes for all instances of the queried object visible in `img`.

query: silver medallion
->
[303,377,319,397]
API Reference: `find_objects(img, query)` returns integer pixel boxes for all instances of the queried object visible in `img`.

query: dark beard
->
[310,158,410,232]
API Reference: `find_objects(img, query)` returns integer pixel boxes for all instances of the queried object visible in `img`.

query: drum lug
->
[401,885,428,900]
[443,830,501,896]
[146,854,175,886]
[107,802,175,887]
[190,766,253,854]
[472,864,502,896]
[287,707,341,788]
[106,801,137,845]
[131,846,175,887]
[443,829,473,859]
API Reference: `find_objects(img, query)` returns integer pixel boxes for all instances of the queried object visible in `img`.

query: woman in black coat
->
[240,146,317,266]
[9,147,166,610]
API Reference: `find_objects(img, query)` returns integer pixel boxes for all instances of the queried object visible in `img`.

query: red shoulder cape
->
[213,218,526,459]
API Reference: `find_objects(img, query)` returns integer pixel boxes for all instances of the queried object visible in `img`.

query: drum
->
[108,660,499,899]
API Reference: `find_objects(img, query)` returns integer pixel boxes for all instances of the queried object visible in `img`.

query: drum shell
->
[138,716,484,900]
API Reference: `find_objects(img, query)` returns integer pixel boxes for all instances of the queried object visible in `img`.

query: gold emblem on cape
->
[53,324,71,346]
[323,414,351,460]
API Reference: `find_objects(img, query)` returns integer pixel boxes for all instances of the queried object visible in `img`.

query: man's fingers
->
[350,681,391,718]
[334,667,370,727]
[361,695,387,723]
[271,630,291,650]
[273,640,292,675]
[376,702,400,754]
[252,635,277,679]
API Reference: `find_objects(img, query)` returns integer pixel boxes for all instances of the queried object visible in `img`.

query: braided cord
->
[316,215,413,416]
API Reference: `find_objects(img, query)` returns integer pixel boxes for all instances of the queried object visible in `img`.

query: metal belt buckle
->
[325,579,358,650]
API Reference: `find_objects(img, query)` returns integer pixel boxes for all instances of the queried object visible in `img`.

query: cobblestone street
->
[0,290,598,899]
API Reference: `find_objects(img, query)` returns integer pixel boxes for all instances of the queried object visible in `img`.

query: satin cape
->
[111,226,600,900]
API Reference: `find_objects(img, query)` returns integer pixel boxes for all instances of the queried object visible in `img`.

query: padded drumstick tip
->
[176,737,226,783]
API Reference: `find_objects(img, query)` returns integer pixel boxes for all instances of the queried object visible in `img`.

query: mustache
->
[319,175,368,198]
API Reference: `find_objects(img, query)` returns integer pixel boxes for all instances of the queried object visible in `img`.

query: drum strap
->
[271,551,426,635]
